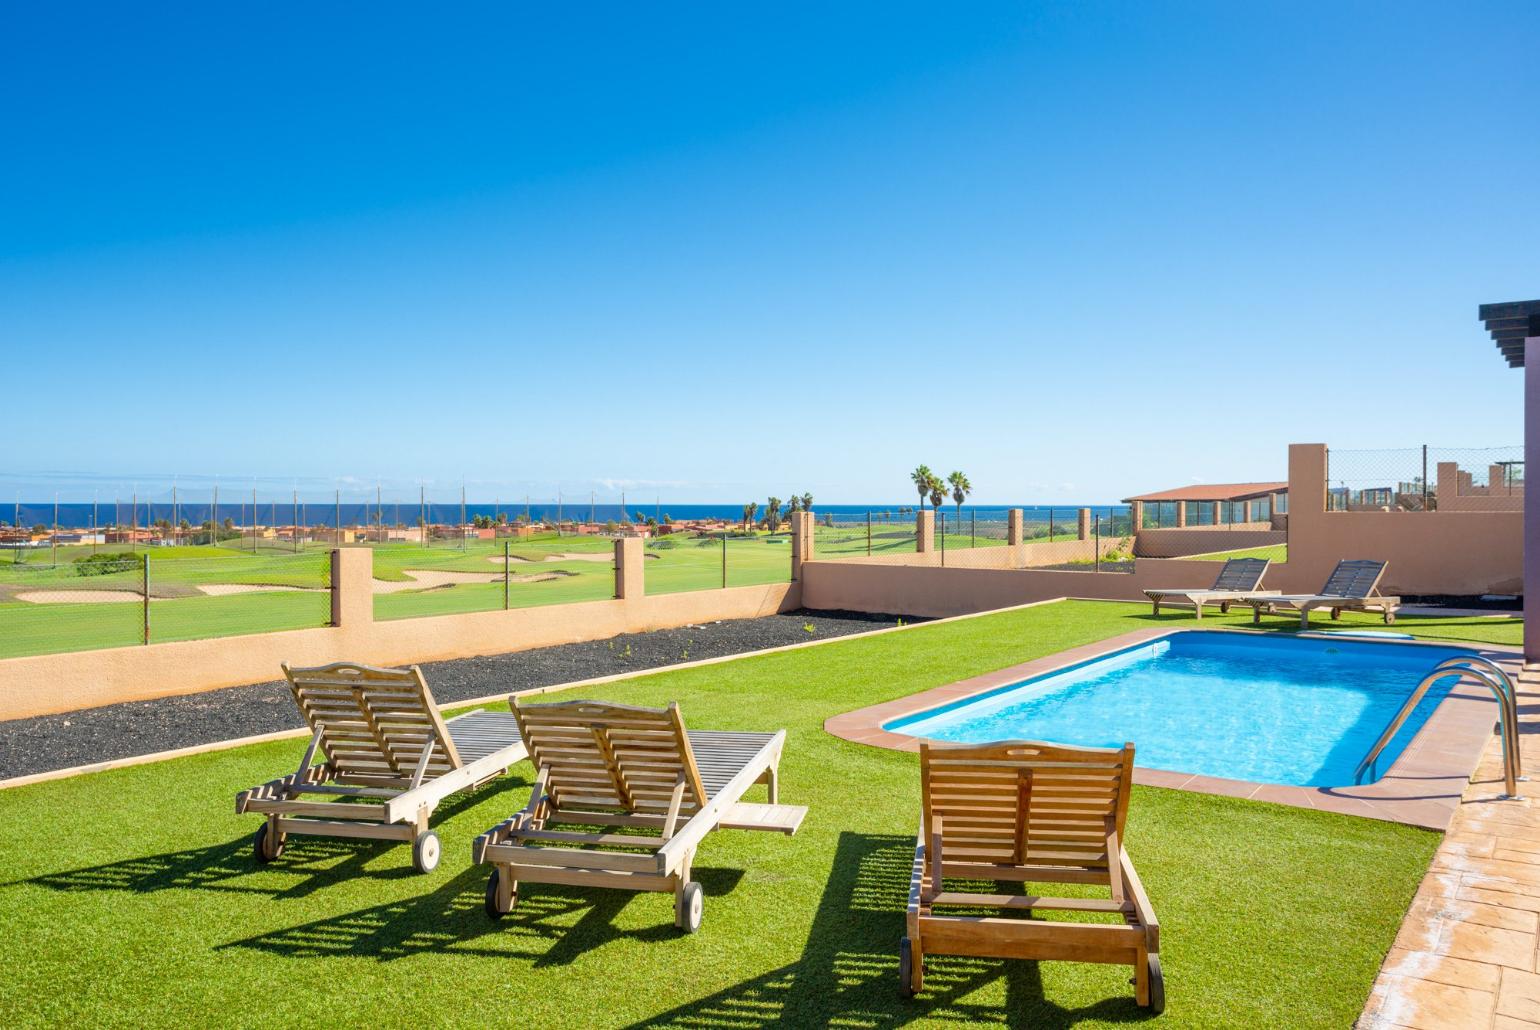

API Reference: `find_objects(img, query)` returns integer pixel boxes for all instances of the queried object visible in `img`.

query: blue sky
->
[4,2,1537,504]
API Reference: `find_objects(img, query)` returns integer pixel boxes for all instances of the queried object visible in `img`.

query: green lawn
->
[0,535,794,654]
[0,600,1491,1027]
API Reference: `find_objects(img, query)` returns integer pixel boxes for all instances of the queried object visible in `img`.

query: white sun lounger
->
[473,699,806,933]
[236,661,528,873]
[1246,559,1400,629]
[1143,557,1277,619]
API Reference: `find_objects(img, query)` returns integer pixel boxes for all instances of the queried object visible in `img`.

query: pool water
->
[886,632,1473,787]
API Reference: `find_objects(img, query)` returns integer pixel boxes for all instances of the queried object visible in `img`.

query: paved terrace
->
[1360,668,1540,1029]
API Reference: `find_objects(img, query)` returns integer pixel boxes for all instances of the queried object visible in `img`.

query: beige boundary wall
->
[802,557,1218,619]
[1133,524,1285,558]
[0,544,799,721]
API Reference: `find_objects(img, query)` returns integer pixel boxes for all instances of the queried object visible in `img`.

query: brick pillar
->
[331,546,374,627]
[1128,500,1144,530]
[790,511,814,580]
[1006,509,1025,569]
[1175,502,1187,528]
[916,510,935,552]
[1076,508,1091,540]
[614,537,645,599]
[1210,501,1222,525]
[1436,461,1459,509]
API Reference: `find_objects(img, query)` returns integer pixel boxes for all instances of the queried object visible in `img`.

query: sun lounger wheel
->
[484,868,516,918]
[410,830,441,872]
[678,881,704,933]
[898,937,916,998]
[253,822,284,863]
[1146,955,1165,1014]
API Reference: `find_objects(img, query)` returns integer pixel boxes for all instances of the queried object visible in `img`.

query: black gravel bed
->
[1400,595,1522,612]
[0,609,924,780]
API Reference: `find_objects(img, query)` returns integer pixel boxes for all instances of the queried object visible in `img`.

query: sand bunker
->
[16,590,144,604]
[373,569,505,594]
[487,552,613,566]
[197,583,322,596]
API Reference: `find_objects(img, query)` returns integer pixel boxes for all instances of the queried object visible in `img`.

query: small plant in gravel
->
[803,621,815,633]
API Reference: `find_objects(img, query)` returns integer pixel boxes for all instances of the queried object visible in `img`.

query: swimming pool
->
[884,632,1474,787]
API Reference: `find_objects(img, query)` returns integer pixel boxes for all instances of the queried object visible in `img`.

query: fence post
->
[970,510,975,548]
[614,537,644,599]
[1422,444,1429,510]
[1078,508,1091,540]
[915,510,935,553]
[1049,508,1055,541]
[141,553,150,645]
[721,531,727,588]
[1094,516,1101,572]
[1007,509,1024,568]
[866,510,871,556]
[939,512,946,567]
[504,541,510,610]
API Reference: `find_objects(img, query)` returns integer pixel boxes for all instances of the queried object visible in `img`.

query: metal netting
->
[1325,445,1522,511]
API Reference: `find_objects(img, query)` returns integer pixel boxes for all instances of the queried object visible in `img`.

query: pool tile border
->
[825,626,1518,831]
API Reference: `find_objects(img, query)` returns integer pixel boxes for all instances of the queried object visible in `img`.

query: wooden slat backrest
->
[512,699,708,816]
[282,661,461,782]
[1319,559,1387,598]
[1211,557,1269,592]
[920,739,1135,872]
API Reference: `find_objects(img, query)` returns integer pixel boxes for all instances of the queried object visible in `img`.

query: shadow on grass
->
[22,778,522,900]
[629,832,1155,1029]
[218,864,746,964]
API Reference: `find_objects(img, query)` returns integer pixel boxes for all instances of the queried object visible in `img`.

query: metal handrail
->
[1354,656,1523,799]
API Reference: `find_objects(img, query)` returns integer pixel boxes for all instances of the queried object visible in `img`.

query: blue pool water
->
[885,632,1474,787]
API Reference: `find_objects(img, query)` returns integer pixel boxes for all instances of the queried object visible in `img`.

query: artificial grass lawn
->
[0,600,1496,1028]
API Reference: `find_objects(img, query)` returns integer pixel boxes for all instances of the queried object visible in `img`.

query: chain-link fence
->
[1324,445,1523,512]
[812,510,920,559]
[0,551,331,659]
[372,536,619,621]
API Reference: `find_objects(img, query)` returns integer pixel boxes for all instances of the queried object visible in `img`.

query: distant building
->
[1122,482,1286,528]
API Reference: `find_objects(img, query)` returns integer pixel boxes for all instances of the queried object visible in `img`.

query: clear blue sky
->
[4,2,1537,504]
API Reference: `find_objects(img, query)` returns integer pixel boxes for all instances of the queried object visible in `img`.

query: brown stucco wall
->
[1133,525,1285,558]
[801,557,1218,619]
[1285,444,1522,596]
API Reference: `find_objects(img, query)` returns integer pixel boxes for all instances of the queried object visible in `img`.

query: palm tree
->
[744,501,758,533]
[765,497,782,533]
[801,492,813,512]
[911,465,934,511]
[927,477,945,513]
[787,495,802,515]
[947,471,972,523]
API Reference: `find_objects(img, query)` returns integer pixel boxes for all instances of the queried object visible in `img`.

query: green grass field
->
[0,600,1490,1027]
[0,534,796,657]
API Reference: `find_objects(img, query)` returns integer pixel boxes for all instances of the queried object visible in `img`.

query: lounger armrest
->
[907,827,928,916]
[1119,847,1159,950]
[655,729,788,875]
[383,748,524,825]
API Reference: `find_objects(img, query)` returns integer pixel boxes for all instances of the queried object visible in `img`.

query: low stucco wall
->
[817,534,1130,571]
[0,577,799,721]
[1133,525,1285,558]
[801,557,1217,619]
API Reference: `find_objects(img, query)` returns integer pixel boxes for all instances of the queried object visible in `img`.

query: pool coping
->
[824,626,1519,830]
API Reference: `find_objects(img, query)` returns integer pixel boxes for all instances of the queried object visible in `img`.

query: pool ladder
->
[1354,655,1525,799]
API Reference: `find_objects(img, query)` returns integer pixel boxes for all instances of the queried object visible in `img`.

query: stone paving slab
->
[1359,667,1539,1029]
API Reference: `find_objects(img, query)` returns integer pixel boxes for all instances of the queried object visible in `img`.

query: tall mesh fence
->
[0,552,331,659]
[1325,445,1523,511]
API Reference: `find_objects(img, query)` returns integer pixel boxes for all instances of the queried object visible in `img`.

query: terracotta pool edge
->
[823,626,1519,831]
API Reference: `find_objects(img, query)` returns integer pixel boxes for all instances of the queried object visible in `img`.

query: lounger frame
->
[1246,559,1400,628]
[1144,557,1277,619]
[474,699,805,932]
[236,661,527,872]
[903,739,1162,1012]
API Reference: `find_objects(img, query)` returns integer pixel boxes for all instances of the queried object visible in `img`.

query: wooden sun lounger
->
[1246,558,1400,628]
[1143,556,1278,619]
[473,699,807,933]
[236,661,528,873]
[902,739,1163,1013]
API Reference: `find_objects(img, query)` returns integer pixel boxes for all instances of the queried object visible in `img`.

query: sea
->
[8,501,1130,530]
